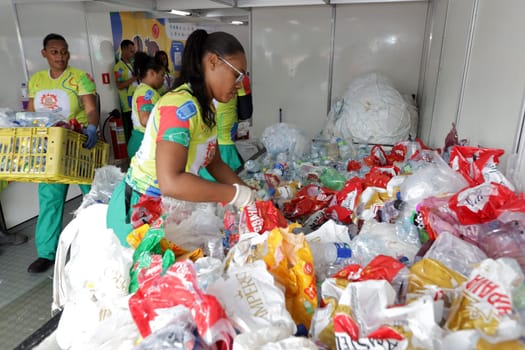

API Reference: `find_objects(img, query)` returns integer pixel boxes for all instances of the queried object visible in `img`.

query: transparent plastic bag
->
[261,123,310,158]
[424,231,487,277]
[76,165,125,213]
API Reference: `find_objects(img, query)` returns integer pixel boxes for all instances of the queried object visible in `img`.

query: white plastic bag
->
[53,204,134,349]
[208,260,296,334]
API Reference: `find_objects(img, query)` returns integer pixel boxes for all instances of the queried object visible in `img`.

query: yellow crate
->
[0,127,109,184]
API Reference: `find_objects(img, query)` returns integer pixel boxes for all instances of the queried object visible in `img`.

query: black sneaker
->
[27,257,54,273]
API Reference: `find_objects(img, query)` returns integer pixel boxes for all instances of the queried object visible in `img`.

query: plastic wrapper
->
[127,222,203,293]
[449,145,515,190]
[449,182,519,225]
[349,221,421,266]
[477,220,525,273]
[208,260,296,334]
[320,167,347,191]
[131,195,163,229]
[163,202,223,252]
[129,259,236,348]
[445,258,524,344]
[233,326,318,350]
[424,231,487,277]
[400,150,468,210]
[239,200,288,235]
[261,123,310,158]
[304,219,353,244]
[76,165,125,213]
[263,225,318,330]
[133,306,208,350]
[408,258,467,323]
[282,184,336,221]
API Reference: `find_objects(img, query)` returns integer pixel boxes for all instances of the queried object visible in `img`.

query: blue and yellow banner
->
[110,12,195,76]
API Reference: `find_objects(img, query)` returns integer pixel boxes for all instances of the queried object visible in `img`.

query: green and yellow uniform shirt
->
[127,83,217,195]
[28,66,96,126]
[216,75,251,145]
[131,83,160,133]
[113,59,137,112]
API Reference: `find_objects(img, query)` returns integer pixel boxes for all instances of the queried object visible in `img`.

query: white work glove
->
[229,183,255,209]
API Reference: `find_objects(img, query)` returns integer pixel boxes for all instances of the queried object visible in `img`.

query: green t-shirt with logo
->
[28,66,96,126]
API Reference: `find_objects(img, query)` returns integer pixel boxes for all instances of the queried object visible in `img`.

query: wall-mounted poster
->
[110,12,193,77]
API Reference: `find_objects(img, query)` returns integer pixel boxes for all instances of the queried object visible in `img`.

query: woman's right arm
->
[156,140,237,203]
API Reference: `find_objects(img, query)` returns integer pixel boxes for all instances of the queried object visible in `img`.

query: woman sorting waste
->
[107,29,255,246]
[127,52,165,158]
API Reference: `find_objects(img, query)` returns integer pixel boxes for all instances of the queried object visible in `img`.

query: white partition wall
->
[251,3,428,139]
[251,5,332,139]
[456,0,525,154]
[420,0,525,175]
[331,2,427,103]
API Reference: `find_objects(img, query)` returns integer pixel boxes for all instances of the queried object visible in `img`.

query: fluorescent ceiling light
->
[170,9,191,16]
[231,20,244,25]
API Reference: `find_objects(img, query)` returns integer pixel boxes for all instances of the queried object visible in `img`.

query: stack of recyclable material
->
[52,121,525,350]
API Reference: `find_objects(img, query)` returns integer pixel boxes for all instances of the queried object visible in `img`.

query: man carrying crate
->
[25,33,100,273]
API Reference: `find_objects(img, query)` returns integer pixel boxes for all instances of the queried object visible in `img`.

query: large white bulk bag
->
[328,73,414,145]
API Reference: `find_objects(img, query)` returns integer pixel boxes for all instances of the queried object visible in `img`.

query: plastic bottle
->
[309,241,352,277]
[20,83,29,111]
[244,159,260,173]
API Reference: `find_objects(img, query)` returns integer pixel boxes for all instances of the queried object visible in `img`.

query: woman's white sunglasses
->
[218,56,245,85]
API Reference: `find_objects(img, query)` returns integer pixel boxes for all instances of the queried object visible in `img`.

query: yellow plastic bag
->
[263,223,318,330]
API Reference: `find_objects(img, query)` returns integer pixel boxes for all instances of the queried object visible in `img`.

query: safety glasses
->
[218,55,245,85]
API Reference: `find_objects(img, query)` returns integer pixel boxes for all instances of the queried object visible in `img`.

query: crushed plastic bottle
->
[309,241,352,280]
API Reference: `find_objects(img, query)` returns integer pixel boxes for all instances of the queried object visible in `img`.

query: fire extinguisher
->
[103,109,128,159]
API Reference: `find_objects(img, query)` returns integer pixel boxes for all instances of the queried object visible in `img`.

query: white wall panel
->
[0,0,27,110]
[0,2,87,229]
[16,2,92,75]
[417,0,445,141]
[251,5,332,139]
[331,2,427,102]
[85,12,121,137]
[457,0,525,157]
[423,0,474,147]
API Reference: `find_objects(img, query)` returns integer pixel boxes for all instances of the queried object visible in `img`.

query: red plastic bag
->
[449,182,518,225]
[240,200,288,234]
[449,146,505,186]
[129,259,235,348]
[131,194,162,229]
[283,185,336,221]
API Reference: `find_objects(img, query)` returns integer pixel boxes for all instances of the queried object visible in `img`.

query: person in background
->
[199,73,252,181]
[107,29,255,246]
[113,39,137,143]
[154,50,174,95]
[26,33,99,273]
[127,52,165,158]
